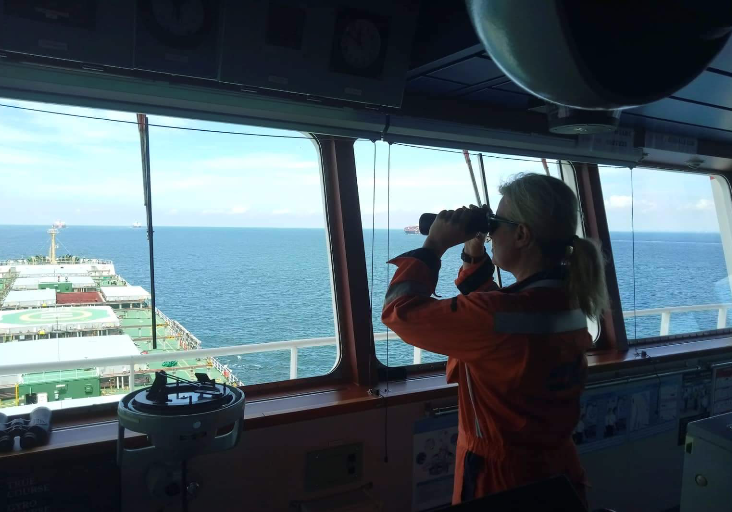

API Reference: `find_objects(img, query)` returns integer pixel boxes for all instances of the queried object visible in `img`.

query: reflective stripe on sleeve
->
[383,280,432,308]
[494,309,587,334]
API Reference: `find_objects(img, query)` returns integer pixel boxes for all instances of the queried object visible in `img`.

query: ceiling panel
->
[621,114,732,143]
[709,38,732,74]
[406,76,466,95]
[674,71,732,109]
[629,97,732,133]
[463,88,533,110]
[427,56,503,85]
[492,81,526,93]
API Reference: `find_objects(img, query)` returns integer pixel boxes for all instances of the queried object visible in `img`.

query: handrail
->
[0,302,730,384]
[622,302,731,336]
[154,307,201,350]
[0,257,114,266]
[622,303,732,317]
[0,334,399,379]
[0,270,18,304]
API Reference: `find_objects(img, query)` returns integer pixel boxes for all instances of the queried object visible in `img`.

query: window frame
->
[594,163,732,348]
[351,146,612,374]
[573,161,629,351]
[0,113,359,413]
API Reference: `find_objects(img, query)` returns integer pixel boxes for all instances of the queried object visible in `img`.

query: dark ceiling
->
[404,1,732,145]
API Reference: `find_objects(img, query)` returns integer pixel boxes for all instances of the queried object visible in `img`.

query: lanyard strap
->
[464,365,483,439]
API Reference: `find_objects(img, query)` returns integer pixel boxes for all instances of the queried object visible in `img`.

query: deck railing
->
[154,307,201,351]
[0,257,114,266]
[1,303,730,395]
[622,302,732,336]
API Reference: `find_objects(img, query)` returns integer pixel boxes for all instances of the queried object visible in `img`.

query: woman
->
[382,173,608,507]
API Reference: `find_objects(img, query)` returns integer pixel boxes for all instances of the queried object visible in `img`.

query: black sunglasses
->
[487,213,519,235]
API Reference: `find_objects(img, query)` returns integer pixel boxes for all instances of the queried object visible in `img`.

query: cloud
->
[196,154,317,171]
[272,208,291,215]
[604,195,656,213]
[0,100,139,147]
[77,145,120,156]
[0,124,43,143]
[372,177,467,189]
[361,205,390,215]
[167,209,179,215]
[605,195,633,209]
[228,206,249,214]
[0,148,42,165]
[148,115,191,129]
[680,199,714,211]
[167,176,212,189]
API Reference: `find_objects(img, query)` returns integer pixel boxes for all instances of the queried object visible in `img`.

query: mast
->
[47,228,58,264]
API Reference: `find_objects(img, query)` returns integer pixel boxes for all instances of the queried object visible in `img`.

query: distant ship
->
[52,220,66,229]
[404,225,421,234]
[132,222,142,228]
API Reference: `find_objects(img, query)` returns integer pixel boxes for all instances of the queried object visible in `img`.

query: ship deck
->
[0,305,238,408]
[0,261,240,408]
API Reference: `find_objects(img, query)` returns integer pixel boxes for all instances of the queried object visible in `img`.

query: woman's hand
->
[464,205,488,258]
[464,232,488,257]
[423,206,487,258]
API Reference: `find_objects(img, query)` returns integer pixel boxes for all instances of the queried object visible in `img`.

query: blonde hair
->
[498,173,609,320]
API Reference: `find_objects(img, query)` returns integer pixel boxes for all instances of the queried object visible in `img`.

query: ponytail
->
[499,173,609,320]
[566,236,609,320]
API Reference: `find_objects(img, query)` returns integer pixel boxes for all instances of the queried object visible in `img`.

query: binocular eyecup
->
[0,406,53,452]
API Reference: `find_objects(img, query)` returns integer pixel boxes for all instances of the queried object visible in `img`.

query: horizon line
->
[0,224,724,234]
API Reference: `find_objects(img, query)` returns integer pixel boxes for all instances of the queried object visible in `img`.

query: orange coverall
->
[381,248,591,506]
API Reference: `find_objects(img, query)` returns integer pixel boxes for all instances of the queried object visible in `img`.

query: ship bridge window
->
[599,166,732,344]
[0,98,151,411]
[0,98,338,415]
[145,116,336,386]
[354,140,564,368]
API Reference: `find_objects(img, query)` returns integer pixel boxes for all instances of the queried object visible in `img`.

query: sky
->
[0,97,724,232]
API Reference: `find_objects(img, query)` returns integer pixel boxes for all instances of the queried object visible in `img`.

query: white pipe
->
[718,308,728,330]
[413,346,423,365]
[290,347,299,380]
[711,176,732,303]
[622,303,732,318]
[0,336,344,375]
[660,311,671,336]
[129,357,135,391]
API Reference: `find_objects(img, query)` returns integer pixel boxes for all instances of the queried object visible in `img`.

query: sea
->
[1,226,730,385]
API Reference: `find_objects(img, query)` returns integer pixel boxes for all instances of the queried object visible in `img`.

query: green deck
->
[95,275,127,286]
[1,306,113,327]
[118,309,181,352]
[20,369,100,402]
[117,309,230,383]
[0,302,238,408]
[22,368,98,384]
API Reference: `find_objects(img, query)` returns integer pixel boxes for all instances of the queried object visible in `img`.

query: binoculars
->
[0,407,53,452]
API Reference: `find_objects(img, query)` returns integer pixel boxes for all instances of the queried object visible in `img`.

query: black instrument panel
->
[220,0,417,106]
[0,0,418,107]
[0,0,133,67]
[134,0,222,79]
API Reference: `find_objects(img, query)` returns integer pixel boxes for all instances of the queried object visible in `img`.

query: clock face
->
[138,0,217,49]
[330,9,389,79]
[150,0,205,37]
[339,18,382,70]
